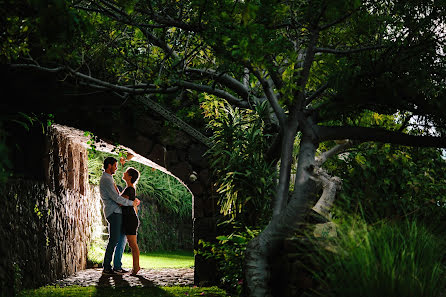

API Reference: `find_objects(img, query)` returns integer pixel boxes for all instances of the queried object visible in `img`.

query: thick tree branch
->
[175,80,249,108]
[138,27,179,60]
[184,68,251,101]
[70,68,178,94]
[11,63,249,108]
[304,82,328,106]
[295,28,320,110]
[315,140,354,166]
[319,8,359,31]
[11,64,65,73]
[315,45,387,54]
[317,125,446,148]
[251,68,286,128]
[136,8,201,32]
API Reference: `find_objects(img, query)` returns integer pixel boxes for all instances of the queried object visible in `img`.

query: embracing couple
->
[100,155,141,276]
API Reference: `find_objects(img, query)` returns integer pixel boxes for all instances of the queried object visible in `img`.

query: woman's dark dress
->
[122,187,139,235]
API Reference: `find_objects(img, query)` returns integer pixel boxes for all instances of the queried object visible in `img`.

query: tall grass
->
[311,219,446,297]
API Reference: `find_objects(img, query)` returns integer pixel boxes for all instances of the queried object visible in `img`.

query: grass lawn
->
[121,250,194,269]
[18,286,228,297]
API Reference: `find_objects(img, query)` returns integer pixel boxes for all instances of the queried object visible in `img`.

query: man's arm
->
[101,177,135,206]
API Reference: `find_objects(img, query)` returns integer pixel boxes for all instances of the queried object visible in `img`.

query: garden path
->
[50,268,194,288]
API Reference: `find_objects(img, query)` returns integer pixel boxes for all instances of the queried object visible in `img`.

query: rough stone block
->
[188,144,208,168]
[147,144,166,166]
[169,161,192,183]
[134,135,153,156]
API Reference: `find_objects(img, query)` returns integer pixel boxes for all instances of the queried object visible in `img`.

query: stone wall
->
[0,125,98,296]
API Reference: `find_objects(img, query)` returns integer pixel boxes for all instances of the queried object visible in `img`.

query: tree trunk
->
[245,134,319,297]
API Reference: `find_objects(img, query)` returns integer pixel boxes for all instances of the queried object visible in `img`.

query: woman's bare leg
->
[126,235,140,274]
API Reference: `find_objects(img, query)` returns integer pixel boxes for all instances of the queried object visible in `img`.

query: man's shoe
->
[102,268,117,275]
[113,268,130,274]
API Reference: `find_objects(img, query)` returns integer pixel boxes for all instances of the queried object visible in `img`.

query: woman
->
[120,167,141,275]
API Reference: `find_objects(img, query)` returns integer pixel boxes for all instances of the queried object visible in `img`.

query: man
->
[100,156,140,275]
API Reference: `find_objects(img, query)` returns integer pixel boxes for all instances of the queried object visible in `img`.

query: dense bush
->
[203,99,276,228]
[324,143,446,224]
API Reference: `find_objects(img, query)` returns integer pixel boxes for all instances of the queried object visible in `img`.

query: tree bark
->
[245,133,319,297]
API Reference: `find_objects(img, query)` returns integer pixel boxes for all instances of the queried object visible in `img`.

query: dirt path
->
[50,268,194,288]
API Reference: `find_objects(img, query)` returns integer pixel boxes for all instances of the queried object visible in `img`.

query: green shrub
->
[204,100,276,227]
[311,218,446,297]
[198,227,259,296]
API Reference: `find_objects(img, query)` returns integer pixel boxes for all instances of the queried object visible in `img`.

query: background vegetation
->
[87,150,193,254]
[87,150,192,220]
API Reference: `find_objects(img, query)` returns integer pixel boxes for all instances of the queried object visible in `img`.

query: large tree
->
[4,0,446,296]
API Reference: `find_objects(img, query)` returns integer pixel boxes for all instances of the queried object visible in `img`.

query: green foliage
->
[1,0,89,63]
[86,237,105,266]
[136,201,191,252]
[324,142,446,224]
[87,150,192,219]
[311,219,446,297]
[204,98,276,227]
[198,227,259,295]
[84,131,99,159]
[18,285,228,297]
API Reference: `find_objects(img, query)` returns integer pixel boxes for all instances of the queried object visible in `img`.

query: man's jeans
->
[114,230,127,269]
[103,213,127,270]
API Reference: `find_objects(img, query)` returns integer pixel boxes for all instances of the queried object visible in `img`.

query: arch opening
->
[52,124,195,271]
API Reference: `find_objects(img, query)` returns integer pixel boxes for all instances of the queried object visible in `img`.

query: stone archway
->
[50,121,218,285]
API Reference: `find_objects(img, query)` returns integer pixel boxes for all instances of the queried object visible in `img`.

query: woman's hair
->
[126,167,140,185]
